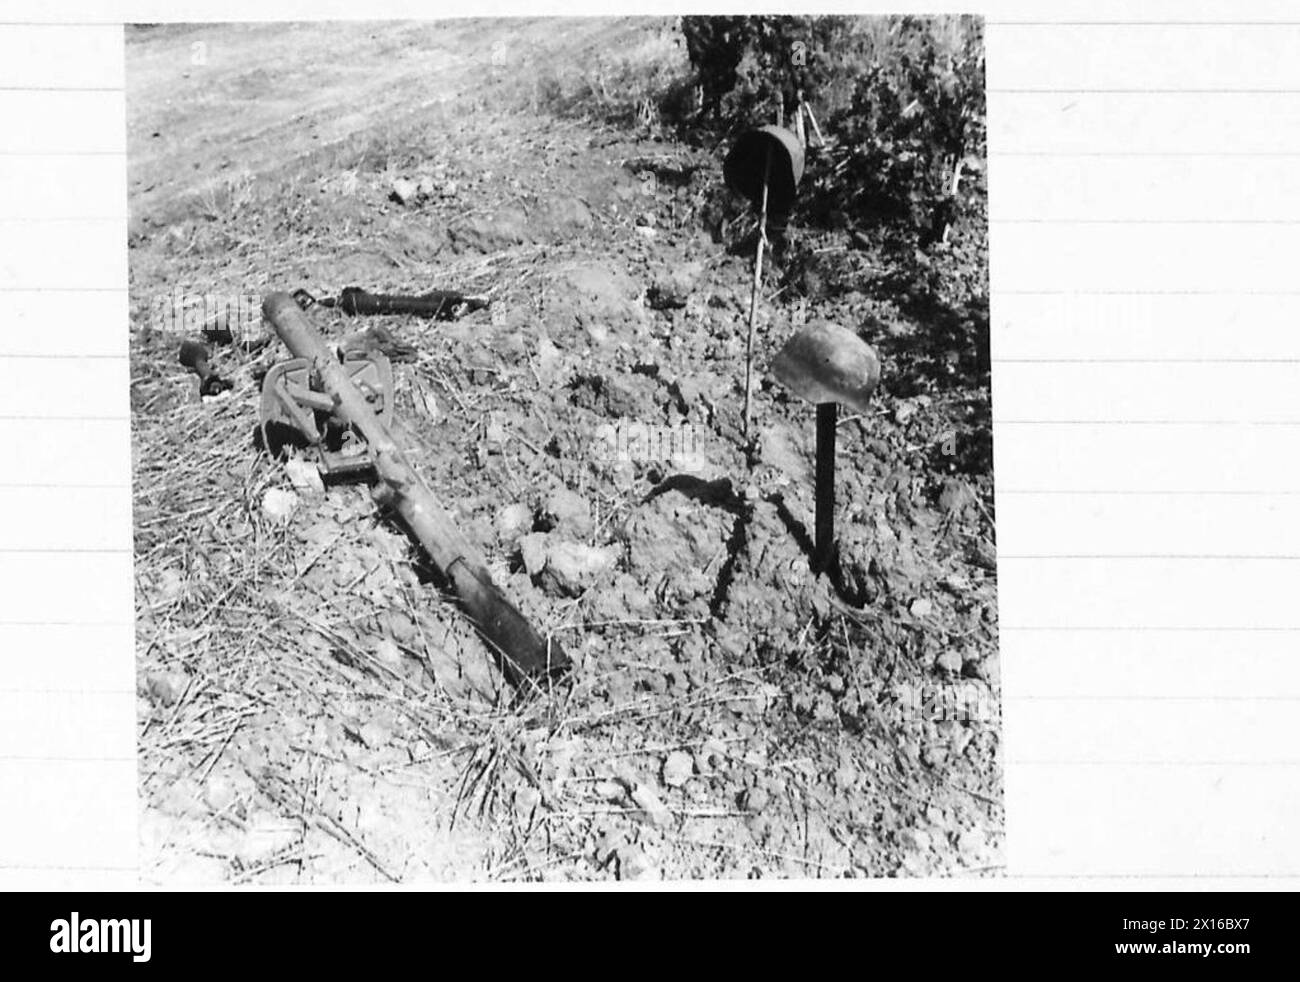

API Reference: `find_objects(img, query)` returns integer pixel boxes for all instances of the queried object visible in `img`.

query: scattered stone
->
[389,177,418,205]
[909,597,934,617]
[285,458,324,495]
[661,750,693,788]
[966,538,998,571]
[584,321,610,346]
[942,573,971,594]
[514,786,542,817]
[629,782,673,827]
[741,786,770,813]
[593,829,626,867]
[958,828,986,856]
[358,720,390,748]
[539,541,616,597]
[261,487,298,523]
[496,502,533,540]
[145,670,190,707]
[534,336,564,383]
[900,827,932,853]
[536,196,593,231]
[518,532,549,576]
[647,261,703,310]
[549,263,646,340]
[202,775,236,812]
[617,845,659,881]
[939,478,974,514]
[543,487,593,537]
[450,209,529,253]
[936,648,963,674]
[832,762,858,790]
[921,744,948,768]
[893,400,918,425]
[372,637,403,669]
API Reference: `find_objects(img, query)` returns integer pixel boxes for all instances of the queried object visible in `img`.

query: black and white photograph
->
[127,15,997,883]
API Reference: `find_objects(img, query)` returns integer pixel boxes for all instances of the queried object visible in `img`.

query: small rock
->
[661,751,693,789]
[484,416,508,445]
[629,783,673,827]
[967,539,998,571]
[518,532,549,576]
[617,845,659,881]
[958,828,986,855]
[741,786,770,813]
[584,320,610,346]
[593,829,626,866]
[539,540,615,597]
[939,478,974,514]
[515,786,542,817]
[942,573,971,594]
[389,177,418,205]
[496,503,533,540]
[833,763,858,789]
[537,196,593,230]
[535,336,564,383]
[647,261,703,310]
[372,637,403,669]
[261,487,298,523]
[285,458,324,495]
[901,828,932,853]
[936,648,963,674]
[543,487,593,537]
[146,670,190,707]
[921,744,948,767]
[356,798,384,834]
[909,597,934,618]
[358,720,389,748]
[381,609,417,645]
[202,775,236,812]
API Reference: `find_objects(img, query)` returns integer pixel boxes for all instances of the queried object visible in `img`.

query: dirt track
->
[128,18,1002,882]
[128,20,639,225]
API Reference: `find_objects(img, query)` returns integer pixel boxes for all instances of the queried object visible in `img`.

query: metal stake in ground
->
[771,322,881,573]
[723,124,805,446]
[261,291,569,692]
[742,145,772,443]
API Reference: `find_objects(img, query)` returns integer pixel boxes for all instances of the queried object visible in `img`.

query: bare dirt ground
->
[128,18,1002,882]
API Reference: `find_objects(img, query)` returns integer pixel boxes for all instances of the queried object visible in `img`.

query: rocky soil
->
[129,18,1001,882]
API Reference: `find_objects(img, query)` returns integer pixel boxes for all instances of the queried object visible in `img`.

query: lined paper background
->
[3,1,1299,888]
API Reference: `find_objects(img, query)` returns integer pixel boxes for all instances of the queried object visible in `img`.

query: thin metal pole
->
[814,402,837,573]
[742,145,771,445]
